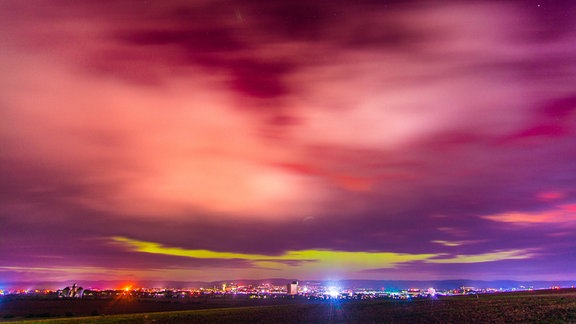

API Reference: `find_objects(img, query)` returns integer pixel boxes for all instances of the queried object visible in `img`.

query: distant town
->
[2,280,573,301]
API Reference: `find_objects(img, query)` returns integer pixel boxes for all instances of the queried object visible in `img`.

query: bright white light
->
[329,289,339,298]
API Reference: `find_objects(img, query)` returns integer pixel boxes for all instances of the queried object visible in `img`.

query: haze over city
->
[1,0,576,288]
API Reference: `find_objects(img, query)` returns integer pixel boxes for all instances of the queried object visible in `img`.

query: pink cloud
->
[2,0,575,223]
[537,191,566,201]
[482,204,576,224]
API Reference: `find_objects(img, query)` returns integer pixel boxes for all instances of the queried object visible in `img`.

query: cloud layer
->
[1,0,576,284]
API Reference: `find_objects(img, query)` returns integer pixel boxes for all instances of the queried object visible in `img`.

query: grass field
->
[4,289,576,323]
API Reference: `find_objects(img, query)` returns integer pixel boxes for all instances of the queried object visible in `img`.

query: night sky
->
[1,0,576,286]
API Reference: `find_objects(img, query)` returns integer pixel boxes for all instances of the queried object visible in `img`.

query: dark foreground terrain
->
[2,289,576,323]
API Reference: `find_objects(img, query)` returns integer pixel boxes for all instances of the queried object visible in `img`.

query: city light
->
[329,288,339,298]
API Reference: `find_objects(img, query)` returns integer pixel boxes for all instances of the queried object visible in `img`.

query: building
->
[59,283,84,298]
[287,281,298,295]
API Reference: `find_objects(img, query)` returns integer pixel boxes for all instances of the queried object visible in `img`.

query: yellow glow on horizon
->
[111,236,439,270]
[112,236,288,260]
[428,249,536,264]
[111,237,537,271]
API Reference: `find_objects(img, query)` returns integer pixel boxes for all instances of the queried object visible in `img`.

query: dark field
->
[2,289,576,323]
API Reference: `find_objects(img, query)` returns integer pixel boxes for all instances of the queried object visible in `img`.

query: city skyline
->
[1,0,576,285]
